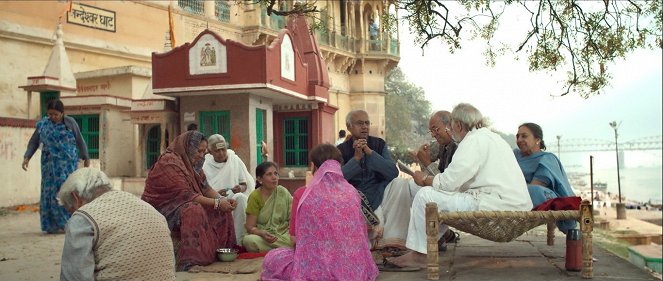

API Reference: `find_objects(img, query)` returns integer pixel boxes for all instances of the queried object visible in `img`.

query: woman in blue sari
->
[514,122,576,233]
[23,99,90,234]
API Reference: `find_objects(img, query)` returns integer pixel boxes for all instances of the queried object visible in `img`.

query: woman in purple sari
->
[262,143,378,281]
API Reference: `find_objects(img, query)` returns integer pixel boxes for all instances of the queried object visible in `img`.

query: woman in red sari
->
[142,131,236,271]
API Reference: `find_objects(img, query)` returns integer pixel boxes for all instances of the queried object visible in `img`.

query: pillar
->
[204,1,215,18]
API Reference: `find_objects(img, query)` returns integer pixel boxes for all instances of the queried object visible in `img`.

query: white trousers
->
[376,178,422,248]
[405,187,479,253]
[227,192,248,245]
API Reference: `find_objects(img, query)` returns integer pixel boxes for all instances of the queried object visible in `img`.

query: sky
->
[395,7,663,154]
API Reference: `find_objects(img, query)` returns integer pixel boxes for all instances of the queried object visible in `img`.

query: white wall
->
[0,125,42,207]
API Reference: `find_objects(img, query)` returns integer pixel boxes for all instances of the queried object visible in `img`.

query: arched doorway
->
[146,125,161,170]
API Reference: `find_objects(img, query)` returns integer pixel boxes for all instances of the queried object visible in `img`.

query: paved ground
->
[1,208,660,281]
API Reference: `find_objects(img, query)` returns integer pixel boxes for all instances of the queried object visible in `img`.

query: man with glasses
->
[388,103,532,270]
[337,110,399,246]
[377,111,459,262]
[414,111,457,175]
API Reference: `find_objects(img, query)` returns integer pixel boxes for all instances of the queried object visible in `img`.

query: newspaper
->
[397,160,415,176]
[397,160,436,177]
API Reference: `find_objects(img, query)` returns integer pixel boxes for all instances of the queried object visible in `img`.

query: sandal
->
[380,246,407,258]
[438,229,460,251]
[377,258,421,272]
[444,229,460,243]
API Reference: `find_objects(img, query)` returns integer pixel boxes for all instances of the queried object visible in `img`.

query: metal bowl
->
[216,248,238,262]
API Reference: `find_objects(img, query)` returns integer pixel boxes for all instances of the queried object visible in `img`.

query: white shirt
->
[335,137,345,146]
[203,150,255,194]
[431,127,533,211]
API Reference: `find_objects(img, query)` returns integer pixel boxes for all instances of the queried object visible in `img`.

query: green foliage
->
[385,68,432,154]
[389,146,418,164]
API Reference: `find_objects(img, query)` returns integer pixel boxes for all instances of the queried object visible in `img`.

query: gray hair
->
[57,168,112,210]
[450,103,490,131]
[345,109,368,127]
[432,110,451,125]
[207,134,227,151]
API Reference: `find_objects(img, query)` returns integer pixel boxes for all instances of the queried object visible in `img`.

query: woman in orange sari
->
[142,131,236,271]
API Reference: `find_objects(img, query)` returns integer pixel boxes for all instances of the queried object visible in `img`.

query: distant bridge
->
[553,135,662,153]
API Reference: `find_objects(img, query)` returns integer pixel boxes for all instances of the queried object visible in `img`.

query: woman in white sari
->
[203,134,255,244]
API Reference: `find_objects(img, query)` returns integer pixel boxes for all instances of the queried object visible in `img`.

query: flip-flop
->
[380,246,407,258]
[377,259,421,272]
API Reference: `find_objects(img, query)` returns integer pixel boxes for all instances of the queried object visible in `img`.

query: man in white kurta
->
[203,134,255,244]
[388,103,532,269]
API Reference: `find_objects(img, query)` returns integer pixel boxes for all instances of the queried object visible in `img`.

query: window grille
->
[178,0,203,15]
[71,114,100,159]
[215,0,230,22]
[283,117,308,167]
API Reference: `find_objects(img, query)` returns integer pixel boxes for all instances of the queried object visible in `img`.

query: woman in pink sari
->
[262,144,378,281]
[142,131,236,271]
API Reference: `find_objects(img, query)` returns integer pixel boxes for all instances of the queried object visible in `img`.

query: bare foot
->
[387,251,427,268]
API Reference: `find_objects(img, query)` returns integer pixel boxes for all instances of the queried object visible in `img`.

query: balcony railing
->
[178,0,203,15]
[256,12,399,56]
[260,9,286,30]
[215,0,230,22]
[314,29,398,56]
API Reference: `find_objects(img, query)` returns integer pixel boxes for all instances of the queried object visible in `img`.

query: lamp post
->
[556,135,561,159]
[609,121,626,219]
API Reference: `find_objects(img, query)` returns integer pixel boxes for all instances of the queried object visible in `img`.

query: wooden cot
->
[425,200,594,280]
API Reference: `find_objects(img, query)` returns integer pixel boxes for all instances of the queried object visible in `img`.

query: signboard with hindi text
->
[67,2,116,32]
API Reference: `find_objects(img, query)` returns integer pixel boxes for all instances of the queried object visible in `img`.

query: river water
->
[559,150,662,204]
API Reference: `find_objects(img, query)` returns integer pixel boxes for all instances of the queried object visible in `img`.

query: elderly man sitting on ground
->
[387,103,533,270]
[58,168,176,281]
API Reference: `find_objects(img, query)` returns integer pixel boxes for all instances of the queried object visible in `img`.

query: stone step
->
[628,244,662,274]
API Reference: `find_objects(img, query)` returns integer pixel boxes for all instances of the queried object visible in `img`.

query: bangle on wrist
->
[214,198,220,210]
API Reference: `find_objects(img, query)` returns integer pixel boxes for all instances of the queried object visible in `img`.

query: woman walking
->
[22,99,90,234]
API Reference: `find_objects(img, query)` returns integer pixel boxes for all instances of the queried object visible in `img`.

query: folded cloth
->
[237,252,268,259]
[532,196,582,211]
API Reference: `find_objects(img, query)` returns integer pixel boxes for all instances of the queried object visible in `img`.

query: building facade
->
[0,0,399,206]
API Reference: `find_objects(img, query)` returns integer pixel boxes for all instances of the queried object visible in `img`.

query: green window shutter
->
[199,111,231,146]
[256,109,265,163]
[283,117,308,167]
[146,125,161,169]
[39,91,60,118]
[71,114,100,159]
[215,0,230,22]
[178,0,203,15]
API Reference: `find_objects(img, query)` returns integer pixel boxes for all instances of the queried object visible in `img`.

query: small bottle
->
[565,229,582,272]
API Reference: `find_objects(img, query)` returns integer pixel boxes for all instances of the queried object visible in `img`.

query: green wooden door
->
[199,111,230,146]
[40,91,60,117]
[146,125,161,169]
[256,109,265,163]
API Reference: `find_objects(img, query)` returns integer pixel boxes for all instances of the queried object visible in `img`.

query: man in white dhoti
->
[388,103,532,269]
[379,110,459,251]
[203,134,255,244]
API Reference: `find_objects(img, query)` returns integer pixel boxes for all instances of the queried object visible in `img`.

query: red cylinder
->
[565,229,582,272]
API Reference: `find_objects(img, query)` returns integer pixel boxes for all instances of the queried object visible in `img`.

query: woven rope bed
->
[425,200,594,280]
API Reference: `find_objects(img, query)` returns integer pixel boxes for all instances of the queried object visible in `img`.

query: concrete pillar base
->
[616,203,627,220]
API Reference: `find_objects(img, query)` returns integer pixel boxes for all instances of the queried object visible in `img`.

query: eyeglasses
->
[429,126,451,134]
[353,120,371,127]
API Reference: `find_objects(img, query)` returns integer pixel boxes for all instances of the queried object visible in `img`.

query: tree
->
[251,0,662,98]
[384,68,432,162]
[393,0,662,97]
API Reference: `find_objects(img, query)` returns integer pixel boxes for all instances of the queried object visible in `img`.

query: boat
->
[567,172,588,190]
[592,181,607,191]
